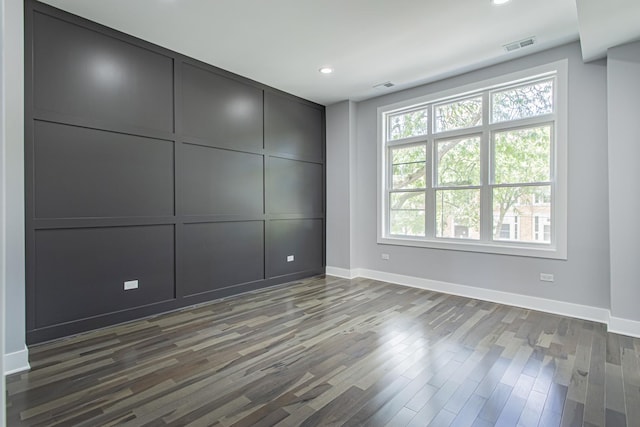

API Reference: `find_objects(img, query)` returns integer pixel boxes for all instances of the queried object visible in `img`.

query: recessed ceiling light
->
[492,0,510,4]
[319,67,334,74]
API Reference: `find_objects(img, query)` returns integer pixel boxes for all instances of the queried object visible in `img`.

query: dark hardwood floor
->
[6,275,640,426]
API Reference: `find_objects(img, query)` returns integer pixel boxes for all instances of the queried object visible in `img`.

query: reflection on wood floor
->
[6,275,640,426]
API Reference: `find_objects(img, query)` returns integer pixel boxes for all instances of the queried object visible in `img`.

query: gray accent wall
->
[608,41,640,323]
[25,0,325,344]
[327,42,611,311]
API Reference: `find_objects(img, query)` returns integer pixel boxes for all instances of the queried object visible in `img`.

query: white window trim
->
[377,60,568,260]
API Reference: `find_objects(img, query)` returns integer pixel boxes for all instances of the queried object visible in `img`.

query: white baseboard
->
[4,346,30,376]
[325,266,359,279]
[326,267,623,332]
[608,316,640,338]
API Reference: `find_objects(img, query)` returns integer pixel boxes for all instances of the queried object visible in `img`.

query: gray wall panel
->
[33,11,174,132]
[183,221,264,296]
[34,121,174,219]
[267,219,323,278]
[267,157,323,214]
[265,92,323,161]
[181,144,263,216]
[182,64,263,151]
[34,225,175,328]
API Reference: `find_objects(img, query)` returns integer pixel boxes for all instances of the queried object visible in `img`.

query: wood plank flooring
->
[6,275,640,426]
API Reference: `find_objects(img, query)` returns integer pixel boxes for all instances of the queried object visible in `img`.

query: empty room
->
[2,0,640,426]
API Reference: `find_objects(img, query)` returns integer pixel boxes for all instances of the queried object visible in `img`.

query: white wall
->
[328,42,613,322]
[608,41,640,325]
[3,0,27,376]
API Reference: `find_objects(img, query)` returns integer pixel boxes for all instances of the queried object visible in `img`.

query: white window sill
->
[378,236,567,260]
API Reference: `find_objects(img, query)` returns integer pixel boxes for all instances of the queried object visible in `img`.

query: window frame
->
[377,60,568,259]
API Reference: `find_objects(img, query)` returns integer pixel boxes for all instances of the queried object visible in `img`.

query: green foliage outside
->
[492,126,550,239]
[388,109,428,141]
[435,97,482,132]
[390,144,427,235]
[492,80,553,123]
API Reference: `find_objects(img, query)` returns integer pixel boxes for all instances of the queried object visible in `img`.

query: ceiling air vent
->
[503,37,536,53]
[373,81,395,89]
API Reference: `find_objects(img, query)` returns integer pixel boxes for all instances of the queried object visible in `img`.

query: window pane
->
[494,126,551,184]
[388,108,428,141]
[391,192,425,210]
[533,186,551,204]
[436,136,481,186]
[390,210,425,236]
[492,80,553,123]
[493,186,551,243]
[391,145,426,189]
[434,97,482,133]
[393,164,425,189]
[390,192,425,236]
[499,224,511,239]
[392,145,426,164]
[435,189,480,239]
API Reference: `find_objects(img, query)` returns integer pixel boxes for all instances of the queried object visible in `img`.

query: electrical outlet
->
[540,273,554,282]
[124,280,139,290]
[381,253,390,260]
[287,255,294,262]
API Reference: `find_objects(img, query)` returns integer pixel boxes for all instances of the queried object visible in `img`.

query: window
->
[378,61,567,259]
[534,216,551,243]
[499,224,511,239]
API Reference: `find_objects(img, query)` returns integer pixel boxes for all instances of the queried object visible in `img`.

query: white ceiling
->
[39,0,639,106]
[576,0,640,61]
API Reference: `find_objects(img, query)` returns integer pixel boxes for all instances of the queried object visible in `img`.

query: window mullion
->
[385,146,392,237]
[425,107,435,239]
[480,92,491,243]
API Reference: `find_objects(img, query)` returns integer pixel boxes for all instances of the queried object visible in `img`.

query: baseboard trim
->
[4,346,30,376]
[609,316,640,338]
[357,268,610,325]
[325,266,358,279]
[326,268,621,331]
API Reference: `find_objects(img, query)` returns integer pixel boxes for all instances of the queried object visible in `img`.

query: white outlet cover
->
[287,255,294,262]
[124,280,139,290]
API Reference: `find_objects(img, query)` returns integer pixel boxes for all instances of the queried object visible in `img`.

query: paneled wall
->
[25,1,325,344]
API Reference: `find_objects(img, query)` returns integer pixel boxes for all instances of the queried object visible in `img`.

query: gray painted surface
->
[608,41,640,322]
[267,219,323,278]
[34,121,175,218]
[330,42,610,309]
[326,101,353,269]
[267,157,323,215]
[35,226,175,327]
[33,11,174,133]
[181,144,263,216]
[1,0,6,418]
[265,92,324,161]
[182,221,264,296]
[5,0,25,358]
[182,63,263,152]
